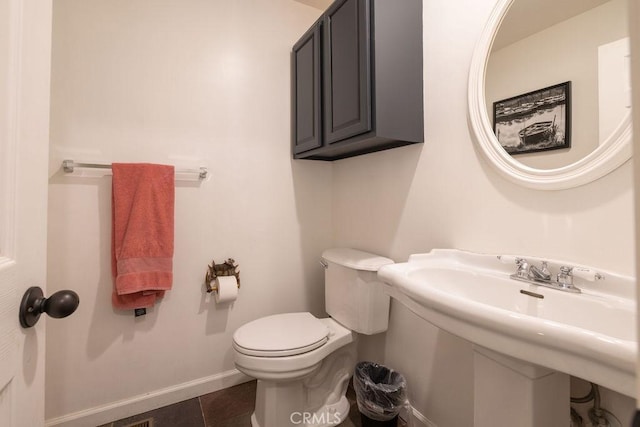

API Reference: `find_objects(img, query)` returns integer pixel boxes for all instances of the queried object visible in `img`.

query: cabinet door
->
[292,23,322,155]
[324,0,371,144]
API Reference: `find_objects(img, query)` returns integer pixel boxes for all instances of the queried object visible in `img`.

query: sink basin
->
[378,249,637,397]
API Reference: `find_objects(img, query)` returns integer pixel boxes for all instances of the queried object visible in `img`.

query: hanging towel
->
[111,163,175,310]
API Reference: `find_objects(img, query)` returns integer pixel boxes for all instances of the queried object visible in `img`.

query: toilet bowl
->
[234,313,356,427]
[232,248,394,427]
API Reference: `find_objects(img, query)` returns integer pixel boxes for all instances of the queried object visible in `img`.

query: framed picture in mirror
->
[493,81,571,155]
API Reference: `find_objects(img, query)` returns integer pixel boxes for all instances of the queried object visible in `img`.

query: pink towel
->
[111,163,175,310]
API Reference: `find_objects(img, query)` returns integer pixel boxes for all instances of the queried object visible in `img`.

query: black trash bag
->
[354,361,407,423]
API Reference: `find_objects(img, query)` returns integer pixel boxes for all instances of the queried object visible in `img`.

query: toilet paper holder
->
[205,258,241,293]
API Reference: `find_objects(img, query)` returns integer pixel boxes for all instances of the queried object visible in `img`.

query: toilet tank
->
[322,248,394,335]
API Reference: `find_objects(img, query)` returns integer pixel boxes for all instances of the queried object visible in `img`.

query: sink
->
[378,249,637,397]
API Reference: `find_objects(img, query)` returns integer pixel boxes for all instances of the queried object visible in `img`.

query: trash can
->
[353,361,407,427]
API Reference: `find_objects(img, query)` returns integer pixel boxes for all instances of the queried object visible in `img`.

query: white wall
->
[333,0,636,426]
[46,0,331,424]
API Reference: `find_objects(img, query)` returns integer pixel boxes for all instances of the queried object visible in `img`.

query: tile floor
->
[98,379,407,427]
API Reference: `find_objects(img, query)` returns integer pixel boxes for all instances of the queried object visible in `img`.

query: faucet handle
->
[557,265,604,283]
[515,258,529,278]
[572,267,605,281]
[557,266,573,288]
[497,255,525,266]
[497,256,530,279]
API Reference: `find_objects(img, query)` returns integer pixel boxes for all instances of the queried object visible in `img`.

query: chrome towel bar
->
[62,159,208,180]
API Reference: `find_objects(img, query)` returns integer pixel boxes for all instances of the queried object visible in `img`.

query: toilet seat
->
[233,312,330,357]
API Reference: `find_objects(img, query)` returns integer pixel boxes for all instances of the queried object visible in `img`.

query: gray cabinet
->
[324,0,371,144]
[292,23,322,155]
[292,0,423,161]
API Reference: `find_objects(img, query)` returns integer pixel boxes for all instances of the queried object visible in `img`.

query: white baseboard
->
[44,369,251,427]
[45,370,439,427]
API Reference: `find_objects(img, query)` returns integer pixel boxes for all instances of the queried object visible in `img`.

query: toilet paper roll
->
[215,276,238,303]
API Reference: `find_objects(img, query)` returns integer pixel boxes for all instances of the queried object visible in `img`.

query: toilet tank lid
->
[321,248,394,271]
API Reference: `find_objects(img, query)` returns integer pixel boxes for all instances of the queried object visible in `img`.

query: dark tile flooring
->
[99,379,407,427]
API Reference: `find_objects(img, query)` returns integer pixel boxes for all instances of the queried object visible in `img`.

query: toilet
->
[232,248,394,427]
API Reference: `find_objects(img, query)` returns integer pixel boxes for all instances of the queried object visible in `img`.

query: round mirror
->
[468,0,631,190]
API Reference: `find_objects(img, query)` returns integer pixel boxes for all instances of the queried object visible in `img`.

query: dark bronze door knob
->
[19,286,79,328]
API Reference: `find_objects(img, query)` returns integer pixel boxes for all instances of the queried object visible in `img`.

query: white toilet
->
[232,248,394,427]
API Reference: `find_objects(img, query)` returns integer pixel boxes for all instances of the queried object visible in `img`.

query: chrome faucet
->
[512,258,550,282]
[498,256,604,294]
[529,261,551,281]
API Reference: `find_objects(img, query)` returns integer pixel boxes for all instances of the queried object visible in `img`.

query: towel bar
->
[62,159,208,180]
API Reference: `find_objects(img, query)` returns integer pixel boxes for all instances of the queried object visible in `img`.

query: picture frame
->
[493,81,571,155]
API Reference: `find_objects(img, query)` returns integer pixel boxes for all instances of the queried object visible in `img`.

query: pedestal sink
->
[378,249,636,424]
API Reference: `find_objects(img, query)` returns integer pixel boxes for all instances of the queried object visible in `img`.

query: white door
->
[0,0,52,426]
[630,0,640,422]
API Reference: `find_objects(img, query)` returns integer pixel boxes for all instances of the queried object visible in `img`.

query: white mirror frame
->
[468,0,632,190]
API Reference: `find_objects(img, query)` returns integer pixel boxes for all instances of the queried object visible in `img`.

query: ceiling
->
[293,0,333,11]
[292,0,612,51]
[492,0,610,51]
